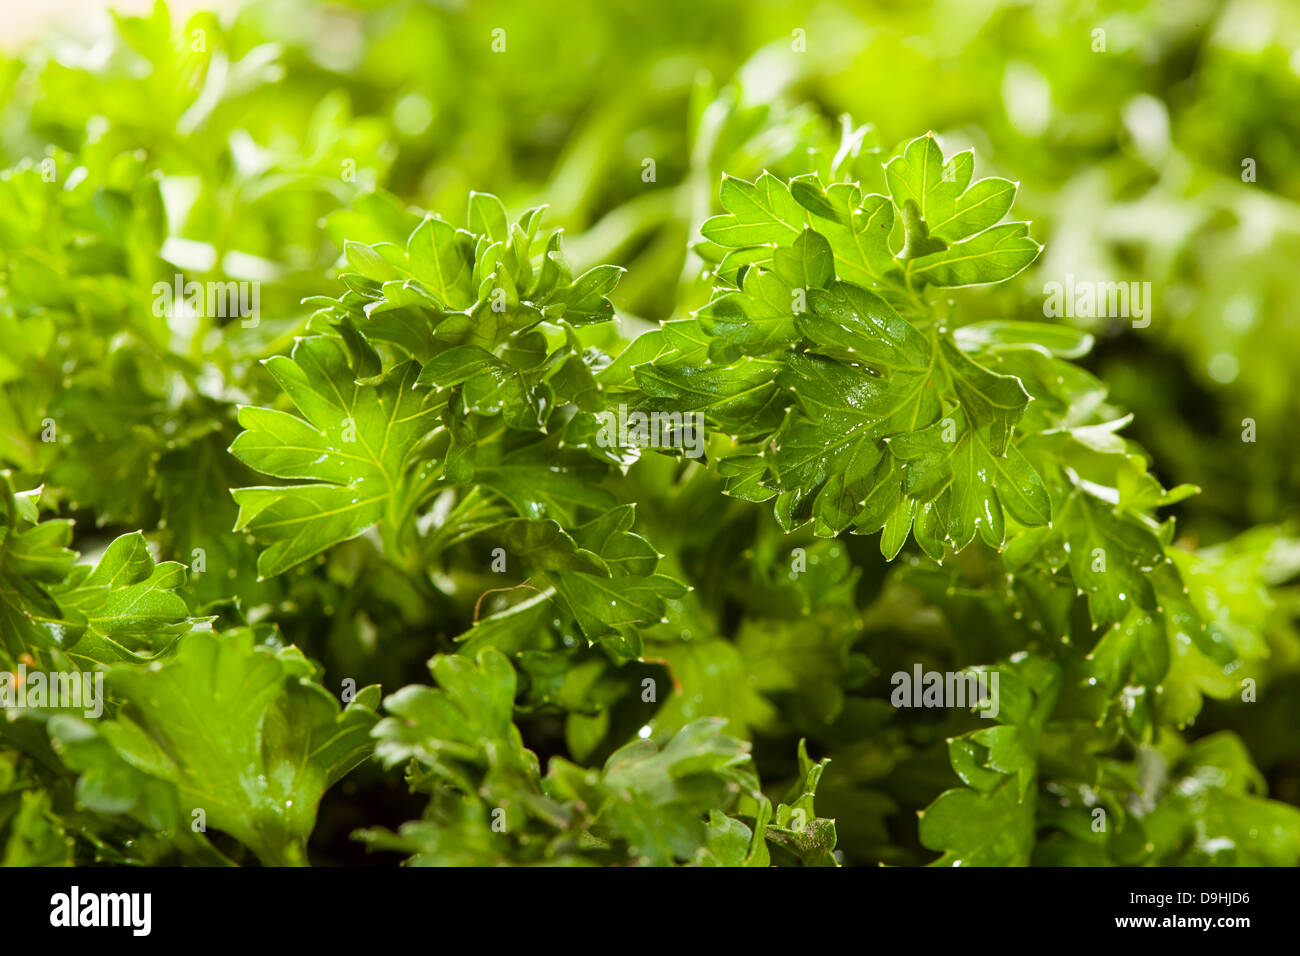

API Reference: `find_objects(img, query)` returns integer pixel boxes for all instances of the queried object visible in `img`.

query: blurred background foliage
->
[0,0,1297,865]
